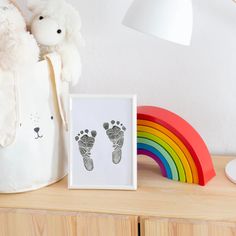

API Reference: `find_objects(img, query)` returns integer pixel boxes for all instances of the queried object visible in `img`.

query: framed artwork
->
[69,94,137,190]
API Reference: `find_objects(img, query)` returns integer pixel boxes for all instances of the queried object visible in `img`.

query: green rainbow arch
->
[138,133,185,182]
[138,138,179,181]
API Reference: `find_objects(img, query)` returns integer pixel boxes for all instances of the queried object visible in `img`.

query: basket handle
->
[45,54,69,131]
[0,71,19,148]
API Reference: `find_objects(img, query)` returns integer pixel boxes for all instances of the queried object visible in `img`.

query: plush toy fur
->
[28,0,83,86]
[0,0,39,71]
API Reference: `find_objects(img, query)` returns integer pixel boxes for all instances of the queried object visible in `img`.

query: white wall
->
[17,0,236,155]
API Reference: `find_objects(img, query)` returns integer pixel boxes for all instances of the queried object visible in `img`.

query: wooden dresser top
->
[0,156,235,222]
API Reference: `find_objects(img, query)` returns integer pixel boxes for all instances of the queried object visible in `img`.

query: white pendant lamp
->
[123,0,193,46]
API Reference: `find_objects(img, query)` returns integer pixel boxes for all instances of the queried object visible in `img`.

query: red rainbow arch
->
[137,106,216,186]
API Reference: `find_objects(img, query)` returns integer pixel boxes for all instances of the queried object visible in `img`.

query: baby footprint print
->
[103,120,126,164]
[75,130,97,171]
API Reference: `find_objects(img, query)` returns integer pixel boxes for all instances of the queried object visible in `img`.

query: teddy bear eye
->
[57,29,62,34]
[39,16,44,20]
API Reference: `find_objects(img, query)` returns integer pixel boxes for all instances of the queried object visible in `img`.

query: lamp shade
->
[123,0,193,46]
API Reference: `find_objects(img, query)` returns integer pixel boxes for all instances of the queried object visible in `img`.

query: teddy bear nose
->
[34,127,40,133]
[0,6,8,11]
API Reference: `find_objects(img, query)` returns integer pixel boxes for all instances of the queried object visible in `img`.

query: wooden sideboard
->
[0,156,236,236]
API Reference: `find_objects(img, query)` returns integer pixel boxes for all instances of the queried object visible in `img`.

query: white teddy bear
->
[27,0,83,86]
[0,0,39,72]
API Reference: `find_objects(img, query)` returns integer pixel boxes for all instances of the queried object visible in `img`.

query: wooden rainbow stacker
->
[137,106,216,186]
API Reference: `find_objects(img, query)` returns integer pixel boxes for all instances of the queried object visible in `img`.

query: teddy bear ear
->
[46,0,64,9]
[27,0,45,13]
[65,4,85,48]
[72,31,85,48]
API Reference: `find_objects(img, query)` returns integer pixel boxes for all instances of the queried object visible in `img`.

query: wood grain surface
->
[0,156,235,222]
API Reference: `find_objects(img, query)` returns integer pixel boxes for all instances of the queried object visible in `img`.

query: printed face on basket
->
[27,113,54,140]
[30,113,43,139]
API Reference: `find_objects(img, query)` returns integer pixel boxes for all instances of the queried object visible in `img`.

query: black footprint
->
[75,130,97,171]
[103,120,126,164]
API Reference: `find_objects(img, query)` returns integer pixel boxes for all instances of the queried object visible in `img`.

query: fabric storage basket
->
[0,53,68,193]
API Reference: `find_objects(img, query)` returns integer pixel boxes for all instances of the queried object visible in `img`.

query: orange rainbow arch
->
[137,106,216,186]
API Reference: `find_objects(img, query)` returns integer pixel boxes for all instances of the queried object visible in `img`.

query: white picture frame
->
[68,94,137,190]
